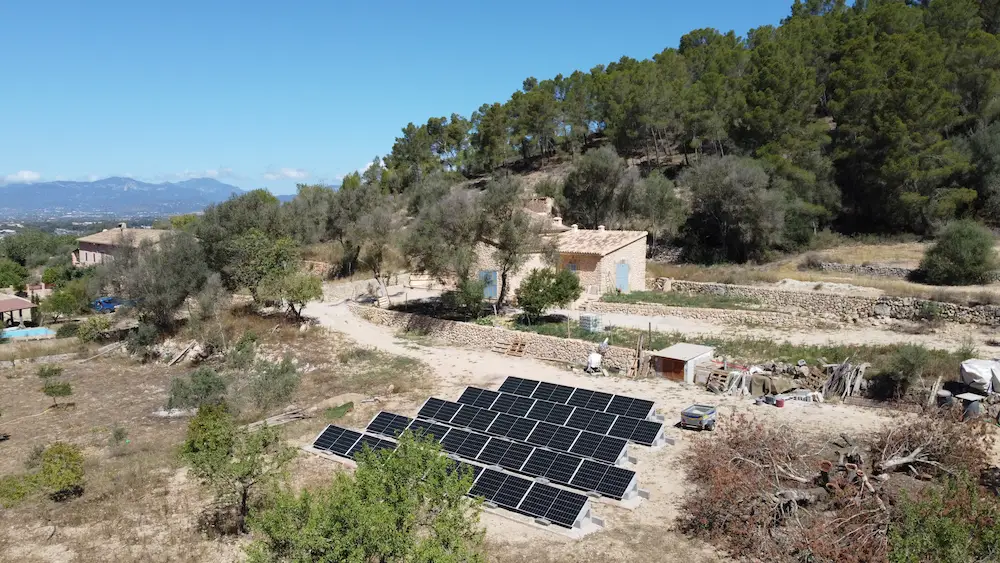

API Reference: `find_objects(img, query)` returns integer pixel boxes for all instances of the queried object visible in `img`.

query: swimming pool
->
[1,327,56,339]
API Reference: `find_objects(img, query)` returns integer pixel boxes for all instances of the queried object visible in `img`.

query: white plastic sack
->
[587,352,603,370]
[960,359,1000,393]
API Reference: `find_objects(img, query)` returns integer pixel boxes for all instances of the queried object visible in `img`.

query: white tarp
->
[960,359,1000,394]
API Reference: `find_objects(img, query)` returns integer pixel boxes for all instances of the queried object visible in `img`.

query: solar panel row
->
[366,411,636,499]
[312,424,590,527]
[457,387,663,446]
[417,397,628,464]
[498,377,656,420]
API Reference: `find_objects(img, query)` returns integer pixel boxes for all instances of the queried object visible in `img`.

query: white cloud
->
[173,167,235,181]
[2,170,41,184]
[263,167,309,181]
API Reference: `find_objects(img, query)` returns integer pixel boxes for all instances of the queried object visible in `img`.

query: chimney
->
[571,224,578,231]
[553,217,563,227]
[597,225,605,231]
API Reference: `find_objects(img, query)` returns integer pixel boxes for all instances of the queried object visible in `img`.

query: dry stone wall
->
[350,305,637,371]
[816,262,913,279]
[659,279,1000,326]
[587,301,821,329]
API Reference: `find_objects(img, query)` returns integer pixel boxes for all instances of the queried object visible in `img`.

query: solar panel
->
[498,377,657,420]
[474,389,500,409]
[522,448,558,476]
[470,387,665,447]
[498,442,533,471]
[545,454,582,484]
[596,466,636,500]
[435,401,462,422]
[478,438,511,466]
[418,398,629,468]
[457,433,489,459]
[569,459,606,491]
[417,398,446,419]
[457,387,482,405]
[440,428,470,454]
[330,430,363,456]
[313,425,594,526]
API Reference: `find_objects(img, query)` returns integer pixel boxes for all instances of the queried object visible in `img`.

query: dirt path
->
[308,300,898,561]
[557,307,1000,355]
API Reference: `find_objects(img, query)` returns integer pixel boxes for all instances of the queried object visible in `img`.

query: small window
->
[567,262,577,272]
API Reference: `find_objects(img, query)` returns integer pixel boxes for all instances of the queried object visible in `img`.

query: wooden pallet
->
[376,296,390,308]
[491,339,526,357]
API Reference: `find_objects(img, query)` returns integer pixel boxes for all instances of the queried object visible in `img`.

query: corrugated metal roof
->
[77,228,170,246]
[649,343,715,361]
[0,295,36,314]
[556,229,647,255]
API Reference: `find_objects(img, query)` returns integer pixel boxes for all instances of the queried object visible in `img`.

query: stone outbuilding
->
[474,208,647,301]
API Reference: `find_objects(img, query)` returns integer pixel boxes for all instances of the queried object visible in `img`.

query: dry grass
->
[486,526,725,563]
[816,242,929,268]
[0,305,434,562]
[0,338,89,363]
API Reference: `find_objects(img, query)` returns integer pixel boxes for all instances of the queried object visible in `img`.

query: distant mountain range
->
[0,177,247,218]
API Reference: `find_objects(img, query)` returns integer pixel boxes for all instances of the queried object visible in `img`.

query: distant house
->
[474,199,647,301]
[72,223,170,268]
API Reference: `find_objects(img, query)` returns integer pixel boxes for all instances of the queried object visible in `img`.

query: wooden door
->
[658,358,685,382]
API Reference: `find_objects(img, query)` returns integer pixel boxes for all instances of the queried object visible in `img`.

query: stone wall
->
[658,279,1000,326]
[587,301,821,329]
[350,305,637,371]
[816,262,913,279]
[322,274,413,301]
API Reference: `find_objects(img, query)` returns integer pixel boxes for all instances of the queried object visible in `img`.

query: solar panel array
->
[499,377,657,420]
[366,411,637,500]
[456,386,663,446]
[418,397,628,464]
[312,424,590,527]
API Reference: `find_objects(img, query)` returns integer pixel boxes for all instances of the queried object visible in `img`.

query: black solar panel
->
[418,398,446,419]
[441,429,470,454]
[545,454,582,484]
[526,422,558,447]
[586,411,617,435]
[435,401,461,422]
[507,418,537,442]
[498,377,658,421]
[631,420,663,446]
[509,396,534,417]
[548,426,581,451]
[545,489,589,527]
[625,399,655,419]
[607,416,640,440]
[492,475,532,509]
[313,425,345,451]
[457,387,481,406]
[469,468,507,501]
[499,442,533,471]
[478,438,510,466]
[526,400,554,422]
[469,409,498,432]
[457,432,489,459]
[566,409,595,431]
[312,425,594,527]
[366,412,396,435]
[570,460,607,491]
[491,393,517,413]
[523,449,558,476]
[487,413,518,436]
[330,430,363,456]
[474,389,500,409]
[596,466,635,500]
[568,431,601,458]
[518,482,559,517]
[592,437,627,463]
[451,405,478,427]
[545,403,575,426]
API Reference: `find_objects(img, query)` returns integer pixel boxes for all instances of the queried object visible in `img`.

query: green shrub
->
[442,278,486,318]
[109,424,129,449]
[167,367,228,410]
[798,253,825,271]
[37,442,85,500]
[324,402,354,420]
[882,344,932,398]
[77,316,111,343]
[126,322,160,362]
[919,220,998,285]
[246,357,300,412]
[225,330,258,370]
[0,475,37,507]
[55,322,80,339]
[516,268,583,322]
[917,300,942,321]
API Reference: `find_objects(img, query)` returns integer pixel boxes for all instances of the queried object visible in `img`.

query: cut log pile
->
[821,360,870,400]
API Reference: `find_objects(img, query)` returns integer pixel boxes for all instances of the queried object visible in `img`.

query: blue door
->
[615,262,629,292]
[478,270,498,299]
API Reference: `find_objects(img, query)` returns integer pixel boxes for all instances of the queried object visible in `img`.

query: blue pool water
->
[1,327,56,339]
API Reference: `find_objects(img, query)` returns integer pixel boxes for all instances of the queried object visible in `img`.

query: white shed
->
[650,343,715,384]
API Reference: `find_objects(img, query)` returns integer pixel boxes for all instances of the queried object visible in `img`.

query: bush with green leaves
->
[0,258,29,289]
[245,357,300,412]
[442,278,486,318]
[182,404,295,534]
[225,330,258,370]
[36,442,85,501]
[38,364,73,407]
[515,268,583,322]
[881,343,931,399]
[919,220,998,285]
[246,432,484,562]
[77,315,111,343]
[55,322,80,339]
[167,367,228,410]
[125,322,160,362]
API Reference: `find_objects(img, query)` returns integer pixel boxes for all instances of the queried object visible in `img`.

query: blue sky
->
[0,0,795,195]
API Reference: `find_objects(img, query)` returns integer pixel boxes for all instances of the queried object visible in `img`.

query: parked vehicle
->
[90,296,132,313]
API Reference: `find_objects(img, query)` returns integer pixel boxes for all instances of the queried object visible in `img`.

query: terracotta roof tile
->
[76,228,171,247]
[555,229,647,255]
[0,295,36,314]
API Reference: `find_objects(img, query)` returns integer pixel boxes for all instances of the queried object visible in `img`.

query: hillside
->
[0,177,245,218]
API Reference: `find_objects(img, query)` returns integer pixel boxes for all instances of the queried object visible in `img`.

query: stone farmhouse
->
[475,197,647,301]
[72,223,170,268]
